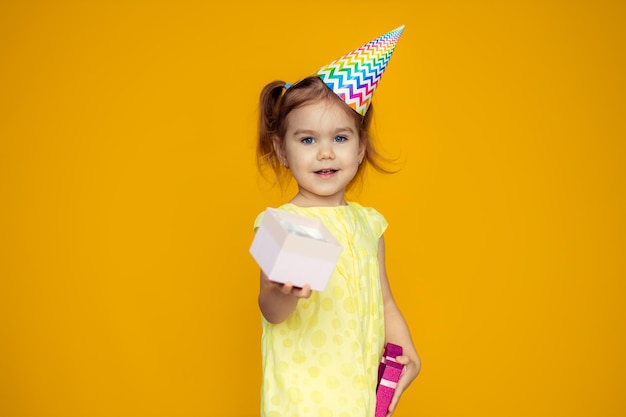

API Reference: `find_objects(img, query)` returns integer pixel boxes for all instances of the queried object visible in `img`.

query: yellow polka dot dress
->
[254,202,388,417]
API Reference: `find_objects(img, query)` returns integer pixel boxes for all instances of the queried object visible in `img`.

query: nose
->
[317,142,335,160]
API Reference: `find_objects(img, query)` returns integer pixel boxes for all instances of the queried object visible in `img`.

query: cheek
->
[343,144,363,161]
[285,149,308,166]
[284,146,298,160]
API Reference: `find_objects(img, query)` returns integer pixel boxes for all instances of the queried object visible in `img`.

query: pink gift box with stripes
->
[376,343,403,417]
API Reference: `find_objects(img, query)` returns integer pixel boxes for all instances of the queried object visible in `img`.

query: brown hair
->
[257,76,394,189]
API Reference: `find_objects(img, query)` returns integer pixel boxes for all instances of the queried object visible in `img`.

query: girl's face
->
[275,99,366,206]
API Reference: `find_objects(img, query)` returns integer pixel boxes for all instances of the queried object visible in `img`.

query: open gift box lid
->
[250,208,343,292]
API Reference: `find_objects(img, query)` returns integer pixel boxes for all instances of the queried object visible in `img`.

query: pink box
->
[249,208,343,292]
[376,343,403,417]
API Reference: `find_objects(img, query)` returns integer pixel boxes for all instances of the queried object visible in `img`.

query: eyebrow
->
[292,127,355,136]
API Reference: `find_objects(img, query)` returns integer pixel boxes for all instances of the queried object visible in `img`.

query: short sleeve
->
[362,206,388,238]
[253,210,265,230]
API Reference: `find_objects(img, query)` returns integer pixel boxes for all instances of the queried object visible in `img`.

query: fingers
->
[294,284,312,298]
[279,282,312,298]
[279,282,294,294]
[394,355,410,366]
[385,377,405,417]
[386,395,401,416]
[385,355,413,416]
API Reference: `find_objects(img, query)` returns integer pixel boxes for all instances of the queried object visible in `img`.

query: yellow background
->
[1,1,624,416]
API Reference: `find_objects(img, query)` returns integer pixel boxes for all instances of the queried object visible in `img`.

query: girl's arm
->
[258,270,312,324]
[378,236,421,416]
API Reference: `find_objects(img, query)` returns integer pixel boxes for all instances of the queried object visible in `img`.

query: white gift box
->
[250,208,343,292]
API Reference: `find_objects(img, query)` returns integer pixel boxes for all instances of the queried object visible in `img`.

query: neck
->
[290,192,347,207]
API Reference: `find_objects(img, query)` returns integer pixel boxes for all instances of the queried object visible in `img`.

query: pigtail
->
[257,81,287,176]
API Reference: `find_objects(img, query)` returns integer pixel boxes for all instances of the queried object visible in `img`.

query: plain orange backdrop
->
[1,1,625,416]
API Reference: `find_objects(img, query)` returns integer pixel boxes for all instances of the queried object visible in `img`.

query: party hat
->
[316,25,405,116]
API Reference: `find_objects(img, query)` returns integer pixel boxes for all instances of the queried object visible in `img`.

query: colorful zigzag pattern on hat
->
[317,25,404,116]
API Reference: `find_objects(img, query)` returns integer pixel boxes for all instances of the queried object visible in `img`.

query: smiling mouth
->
[315,169,338,175]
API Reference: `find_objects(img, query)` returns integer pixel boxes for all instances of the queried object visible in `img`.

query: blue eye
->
[301,137,315,144]
[334,136,348,143]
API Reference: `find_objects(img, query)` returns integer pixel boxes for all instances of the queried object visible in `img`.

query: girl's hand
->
[276,281,312,299]
[386,355,419,417]
[259,272,312,323]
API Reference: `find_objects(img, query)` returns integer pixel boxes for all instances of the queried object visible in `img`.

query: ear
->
[358,140,366,164]
[272,135,287,166]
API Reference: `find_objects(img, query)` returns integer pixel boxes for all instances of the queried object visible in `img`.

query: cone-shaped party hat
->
[315,25,405,116]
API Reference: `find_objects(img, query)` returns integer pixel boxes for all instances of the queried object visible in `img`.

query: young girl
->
[253,26,420,417]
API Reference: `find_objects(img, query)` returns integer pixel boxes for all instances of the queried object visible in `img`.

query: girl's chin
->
[293,192,347,206]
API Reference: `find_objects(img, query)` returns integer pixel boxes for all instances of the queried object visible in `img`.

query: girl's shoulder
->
[347,201,388,237]
[347,201,386,219]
